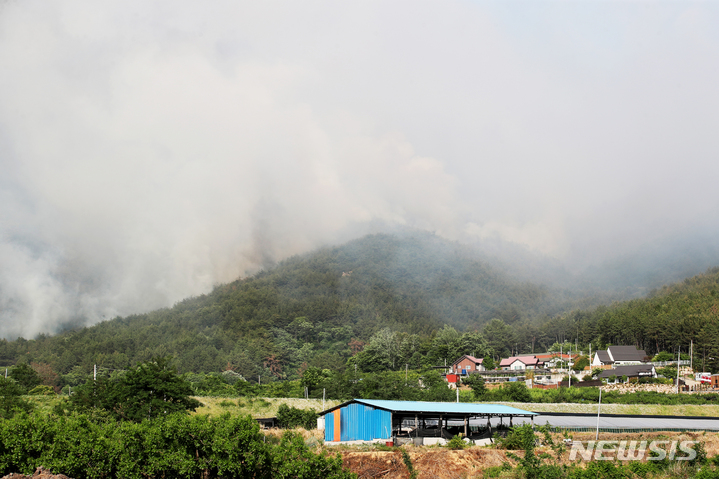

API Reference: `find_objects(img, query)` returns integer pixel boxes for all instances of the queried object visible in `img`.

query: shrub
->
[28,385,55,396]
[0,412,355,479]
[461,374,486,399]
[572,356,589,371]
[501,382,532,402]
[276,404,317,429]
[446,435,467,450]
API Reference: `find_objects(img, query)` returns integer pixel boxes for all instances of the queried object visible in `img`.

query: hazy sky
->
[1,1,718,338]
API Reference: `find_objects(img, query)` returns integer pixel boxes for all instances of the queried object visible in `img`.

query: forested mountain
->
[1,232,718,382]
[0,233,599,378]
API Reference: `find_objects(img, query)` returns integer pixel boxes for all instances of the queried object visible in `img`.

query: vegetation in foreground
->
[0,358,354,479]
[5,359,719,478]
[0,412,354,479]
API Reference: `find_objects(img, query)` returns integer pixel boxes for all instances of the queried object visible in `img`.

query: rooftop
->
[321,399,538,417]
[453,354,483,364]
[608,346,648,362]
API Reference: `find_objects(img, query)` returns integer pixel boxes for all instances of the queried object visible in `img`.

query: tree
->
[9,363,41,393]
[482,319,515,359]
[64,358,201,422]
[428,325,462,365]
[459,331,490,359]
[653,351,675,362]
[0,377,34,418]
[500,382,531,402]
[111,358,202,421]
[572,356,589,372]
[301,367,329,392]
[461,374,486,399]
[483,357,496,370]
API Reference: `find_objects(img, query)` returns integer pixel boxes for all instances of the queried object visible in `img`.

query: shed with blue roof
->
[319,399,537,443]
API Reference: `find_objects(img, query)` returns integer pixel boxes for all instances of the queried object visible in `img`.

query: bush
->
[446,435,467,450]
[653,351,675,361]
[572,356,589,372]
[500,382,531,402]
[28,385,56,396]
[276,404,317,429]
[461,374,486,399]
[0,412,355,479]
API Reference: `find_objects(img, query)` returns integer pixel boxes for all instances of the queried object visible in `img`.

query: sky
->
[1,1,718,339]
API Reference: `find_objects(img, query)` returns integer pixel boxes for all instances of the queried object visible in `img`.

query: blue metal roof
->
[321,399,537,416]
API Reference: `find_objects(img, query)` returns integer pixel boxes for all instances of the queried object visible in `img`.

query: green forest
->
[1,232,718,392]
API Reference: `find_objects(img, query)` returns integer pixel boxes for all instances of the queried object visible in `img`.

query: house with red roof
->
[534,352,576,368]
[499,355,543,370]
[450,355,485,375]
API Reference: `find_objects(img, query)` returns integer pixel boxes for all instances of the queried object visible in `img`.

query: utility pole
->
[568,348,571,388]
[94,364,96,381]
[690,340,693,372]
[676,347,681,394]
[595,388,602,441]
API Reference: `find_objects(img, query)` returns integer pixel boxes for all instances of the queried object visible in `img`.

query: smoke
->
[1,1,718,338]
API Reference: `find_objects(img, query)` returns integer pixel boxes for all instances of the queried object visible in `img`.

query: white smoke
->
[1,1,718,338]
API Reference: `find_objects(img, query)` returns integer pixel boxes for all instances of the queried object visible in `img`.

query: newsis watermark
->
[569,440,698,462]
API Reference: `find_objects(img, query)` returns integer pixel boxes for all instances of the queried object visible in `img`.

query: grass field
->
[27,395,719,418]
[192,396,342,418]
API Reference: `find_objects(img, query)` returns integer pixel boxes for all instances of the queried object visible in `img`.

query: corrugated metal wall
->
[324,403,392,442]
[325,411,334,442]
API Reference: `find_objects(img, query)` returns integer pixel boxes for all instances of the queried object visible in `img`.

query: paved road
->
[516,412,719,431]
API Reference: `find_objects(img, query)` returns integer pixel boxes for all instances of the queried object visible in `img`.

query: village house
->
[592,345,648,367]
[450,355,484,375]
[598,364,657,383]
[499,355,543,370]
[534,352,576,368]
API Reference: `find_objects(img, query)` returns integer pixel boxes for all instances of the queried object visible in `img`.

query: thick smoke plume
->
[1,1,718,338]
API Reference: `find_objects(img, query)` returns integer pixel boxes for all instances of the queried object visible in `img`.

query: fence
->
[650,360,691,367]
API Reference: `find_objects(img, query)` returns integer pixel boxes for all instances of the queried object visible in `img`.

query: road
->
[518,412,719,431]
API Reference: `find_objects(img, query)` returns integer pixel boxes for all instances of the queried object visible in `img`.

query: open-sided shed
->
[319,399,537,443]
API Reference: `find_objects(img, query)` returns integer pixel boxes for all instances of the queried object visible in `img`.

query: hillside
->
[2,232,718,380]
[0,233,596,377]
